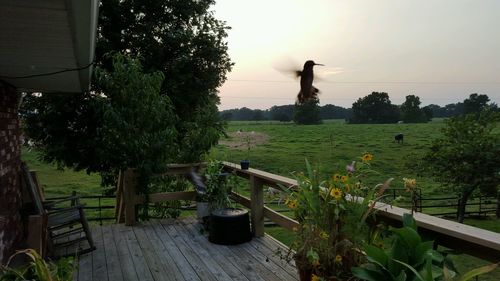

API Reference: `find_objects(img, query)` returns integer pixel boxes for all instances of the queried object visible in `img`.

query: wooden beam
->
[123,168,137,226]
[250,175,265,237]
[222,162,297,190]
[373,202,500,263]
[116,171,125,223]
[263,207,299,231]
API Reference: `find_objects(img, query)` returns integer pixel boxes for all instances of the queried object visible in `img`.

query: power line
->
[227,79,500,85]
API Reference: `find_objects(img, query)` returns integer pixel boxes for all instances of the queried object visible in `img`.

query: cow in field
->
[394,133,404,144]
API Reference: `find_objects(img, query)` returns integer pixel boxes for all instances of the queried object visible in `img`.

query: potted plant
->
[283,153,391,281]
[240,134,251,170]
[195,159,230,222]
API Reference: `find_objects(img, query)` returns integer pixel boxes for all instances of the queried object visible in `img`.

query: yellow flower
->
[332,173,341,182]
[286,198,298,209]
[311,274,321,281]
[403,178,417,191]
[344,183,351,192]
[362,153,373,162]
[330,188,343,200]
[340,175,349,183]
[335,255,342,263]
[319,231,329,240]
[311,259,320,267]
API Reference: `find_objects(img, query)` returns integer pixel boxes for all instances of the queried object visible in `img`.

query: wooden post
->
[123,168,137,226]
[115,171,125,223]
[250,175,264,237]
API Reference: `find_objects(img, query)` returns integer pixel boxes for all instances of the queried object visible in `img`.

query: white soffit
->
[0,0,98,93]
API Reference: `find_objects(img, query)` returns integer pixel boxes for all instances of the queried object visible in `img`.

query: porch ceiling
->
[0,0,98,93]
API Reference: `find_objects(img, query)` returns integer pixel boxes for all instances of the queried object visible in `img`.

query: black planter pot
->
[209,208,252,245]
[240,160,250,170]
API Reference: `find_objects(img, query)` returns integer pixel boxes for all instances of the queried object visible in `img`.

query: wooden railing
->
[117,162,500,263]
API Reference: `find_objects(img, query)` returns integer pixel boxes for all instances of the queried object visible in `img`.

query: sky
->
[212,0,500,110]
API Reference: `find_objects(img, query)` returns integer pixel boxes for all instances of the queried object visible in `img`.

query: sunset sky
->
[213,0,500,110]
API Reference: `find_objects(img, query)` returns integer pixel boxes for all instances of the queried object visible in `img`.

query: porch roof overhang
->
[0,0,99,93]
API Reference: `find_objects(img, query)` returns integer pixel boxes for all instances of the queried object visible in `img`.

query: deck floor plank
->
[78,231,93,281]
[91,225,108,281]
[141,221,186,281]
[180,220,252,281]
[102,224,124,281]
[171,221,234,281]
[76,218,296,281]
[160,220,219,281]
[151,221,202,281]
[118,224,155,281]
[132,224,173,281]
[111,224,140,281]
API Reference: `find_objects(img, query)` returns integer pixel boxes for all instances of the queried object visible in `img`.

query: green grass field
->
[213,119,445,195]
[21,119,499,280]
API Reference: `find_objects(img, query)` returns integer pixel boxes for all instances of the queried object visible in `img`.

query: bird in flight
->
[295,60,324,104]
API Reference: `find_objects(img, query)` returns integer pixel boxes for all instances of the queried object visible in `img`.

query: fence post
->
[123,168,137,226]
[250,175,264,237]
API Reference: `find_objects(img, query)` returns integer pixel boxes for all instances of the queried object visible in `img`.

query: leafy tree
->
[23,55,177,186]
[320,104,350,120]
[421,105,434,121]
[270,105,294,122]
[422,111,500,223]
[294,98,322,125]
[22,0,232,184]
[463,93,491,115]
[400,95,427,123]
[350,92,400,124]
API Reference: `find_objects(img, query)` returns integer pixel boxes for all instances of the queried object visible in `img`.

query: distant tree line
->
[220,93,498,124]
[220,104,351,122]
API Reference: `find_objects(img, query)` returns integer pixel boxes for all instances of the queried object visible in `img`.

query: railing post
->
[250,175,264,237]
[123,168,137,226]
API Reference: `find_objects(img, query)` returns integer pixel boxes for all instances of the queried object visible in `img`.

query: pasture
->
[213,119,445,195]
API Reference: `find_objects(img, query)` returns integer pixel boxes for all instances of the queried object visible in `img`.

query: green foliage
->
[22,0,231,186]
[97,53,177,180]
[149,175,191,219]
[294,98,322,125]
[352,214,499,281]
[421,111,500,222]
[350,92,400,124]
[401,95,429,123]
[202,159,234,210]
[0,249,74,281]
[97,0,232,162]
[283,156,390,279]
[462,94,491,115]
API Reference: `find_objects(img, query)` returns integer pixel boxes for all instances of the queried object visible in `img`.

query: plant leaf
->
[351,267,388,281]
[364,244,389,267]
[458,262,499,281]
[393,259,426,281]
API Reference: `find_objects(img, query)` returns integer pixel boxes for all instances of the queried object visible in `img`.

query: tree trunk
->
[457,192,472,223]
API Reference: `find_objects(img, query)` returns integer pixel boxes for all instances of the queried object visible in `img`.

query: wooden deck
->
[75,217,298,281]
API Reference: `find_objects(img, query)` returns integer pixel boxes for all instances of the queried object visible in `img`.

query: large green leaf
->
[402,213,417,230]
[351,267,388,281]
[458,262,499,281]
[364,244,389,267]
[390,226,421,250]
